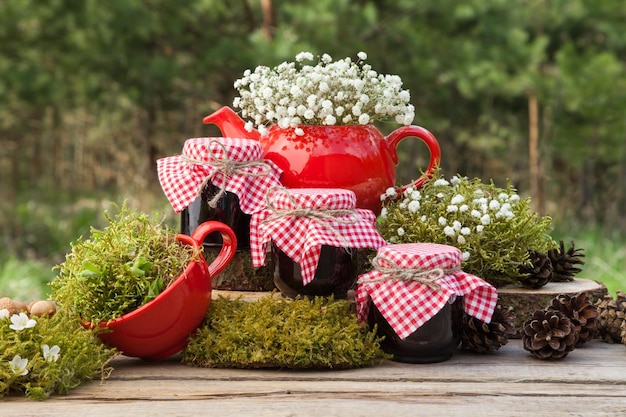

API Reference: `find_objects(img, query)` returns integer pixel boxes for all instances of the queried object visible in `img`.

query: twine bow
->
[182,140,272,208]
[261,186,360,247]
[357,255,462,290]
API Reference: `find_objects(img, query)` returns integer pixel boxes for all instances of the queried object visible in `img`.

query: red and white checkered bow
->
[250,187,386,286]
[356,243,498,340]
[157,137,282,214]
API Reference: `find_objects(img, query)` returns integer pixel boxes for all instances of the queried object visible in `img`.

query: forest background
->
[0,0,624,298]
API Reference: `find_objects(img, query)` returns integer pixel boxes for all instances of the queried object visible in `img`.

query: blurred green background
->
[1,0,624,298]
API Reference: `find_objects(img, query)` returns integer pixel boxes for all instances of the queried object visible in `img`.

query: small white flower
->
[358,113,370,125]
[410,190,421,201]
[403,186,414,197]
[420,215,427,222]
[471,209,482,218]
[460,227,471,235]
[397,227,405,236]
[433,179,450,187]
[296,52,314,62]
[452,220,462,231]
[462,251,470,261]
[446,204,459,213]
[436,192,445,198]
[451,175,465,185]
[480,214,491,226]
[0,309,9,320]
[294,127,304,136]
[9,313,36,331]
[489,200,501,211]
[459,204,469,212]
[498,192,509,201]
[443,226,456,237]
[450,194,465,205]
[380,207,388,218]
[408,200,420,213]
[476,225,484,233]
[509,194,520,202]
[42,344,61,363]
[399,202,407,209]
[457,235,466,244]
[438,216,447,226]
[357,51,368,60]
[9,355,29,376]
[385,187,397,198]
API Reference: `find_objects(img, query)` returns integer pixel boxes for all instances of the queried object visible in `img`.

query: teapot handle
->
[386,125,441,191]
[189,221,237,277]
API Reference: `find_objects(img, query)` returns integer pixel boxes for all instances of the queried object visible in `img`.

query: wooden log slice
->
[497,278,607,337]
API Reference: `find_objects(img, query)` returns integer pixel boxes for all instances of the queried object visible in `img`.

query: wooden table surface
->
[3,338,626,417]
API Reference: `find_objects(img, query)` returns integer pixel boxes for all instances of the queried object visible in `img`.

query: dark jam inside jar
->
[272,244,357,299]
[180,184,251,250]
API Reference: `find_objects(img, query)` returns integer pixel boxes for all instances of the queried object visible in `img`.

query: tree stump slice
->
[497,278,607,337]
[205,249,276,292]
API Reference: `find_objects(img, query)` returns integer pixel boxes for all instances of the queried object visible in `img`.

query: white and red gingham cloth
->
[356,243,498,340]
[157,137,282,214]
[250,187,386,285]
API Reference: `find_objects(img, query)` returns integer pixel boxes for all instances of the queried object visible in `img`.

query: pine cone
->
[547,240,585,282]
[461,305,517,353]
[548,293,599,346]
[595,292,626,343]
[522,309,578,359]
[518,250,553,288]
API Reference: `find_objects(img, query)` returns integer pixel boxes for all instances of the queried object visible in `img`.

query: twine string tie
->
[358,255,462,290]
[261,186,360,247]
[181,140,272,207]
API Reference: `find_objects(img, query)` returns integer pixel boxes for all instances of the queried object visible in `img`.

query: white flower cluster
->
[380,176,522,262]
[233,52,415,135]
[1,309,61,376]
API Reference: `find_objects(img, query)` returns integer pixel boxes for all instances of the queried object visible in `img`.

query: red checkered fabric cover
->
[356,243,498,340]
[250,187,386,285]
[157,137,282,214]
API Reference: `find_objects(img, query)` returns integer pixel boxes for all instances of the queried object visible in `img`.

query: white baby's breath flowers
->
[377,171,556,287]
[233,52,415,134]
[0,308,9,320]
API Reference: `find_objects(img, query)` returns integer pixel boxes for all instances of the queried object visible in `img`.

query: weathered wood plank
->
[3,340,626,416]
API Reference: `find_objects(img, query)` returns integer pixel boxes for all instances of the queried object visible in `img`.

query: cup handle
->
[190,221,237,277]
[385,125,441,191]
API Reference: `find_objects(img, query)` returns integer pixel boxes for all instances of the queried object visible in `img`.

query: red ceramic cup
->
[85,221,237,360]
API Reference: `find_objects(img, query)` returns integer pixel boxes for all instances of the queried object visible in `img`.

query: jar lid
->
[157,137,282,214]
[267,187,357,210]
[356,243,498,340]
[182,137,263,162]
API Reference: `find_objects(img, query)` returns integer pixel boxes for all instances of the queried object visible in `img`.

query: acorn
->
[12,300,29,314]
[28,300,57,318]
[0,297,16,314]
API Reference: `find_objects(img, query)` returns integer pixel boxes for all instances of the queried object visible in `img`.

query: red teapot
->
[203,106,440,214]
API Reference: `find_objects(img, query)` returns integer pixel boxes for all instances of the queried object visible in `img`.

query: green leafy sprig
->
[377,171,556,287]
[183,296,388,369]
[50,203,200,323]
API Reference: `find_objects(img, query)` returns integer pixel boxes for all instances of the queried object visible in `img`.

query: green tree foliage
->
[0,0,624,262]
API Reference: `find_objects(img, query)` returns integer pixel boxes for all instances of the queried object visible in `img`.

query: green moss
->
[183,296,388,369]
[49,203,200,323]
[378,171,556,287]
[0,310,117,400]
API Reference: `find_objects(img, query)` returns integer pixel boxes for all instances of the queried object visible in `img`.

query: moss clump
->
[183,296,388,369]
[0,310,116,400]
[378,171,556,287]
[50,203,200,323]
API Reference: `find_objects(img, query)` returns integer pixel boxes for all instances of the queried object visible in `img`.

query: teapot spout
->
[202,106,261,140]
